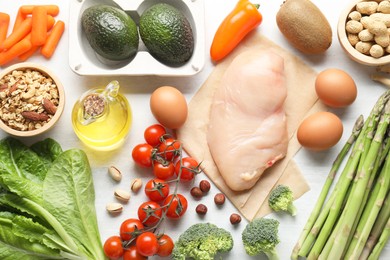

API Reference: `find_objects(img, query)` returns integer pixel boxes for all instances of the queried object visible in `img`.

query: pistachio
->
[108,166,122,182]
[114,189,130,203]
[106,203,123,214]
[130,178,142,193]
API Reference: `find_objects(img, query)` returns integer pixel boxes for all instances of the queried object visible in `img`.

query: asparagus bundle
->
[292,90,390,260]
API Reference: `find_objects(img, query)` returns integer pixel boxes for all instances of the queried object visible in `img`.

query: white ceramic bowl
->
[0,62,65,137]
[68,0,205,76]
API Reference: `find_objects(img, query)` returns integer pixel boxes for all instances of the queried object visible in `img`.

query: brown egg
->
[150,86,188,129]
[297,111,343,151]
[315,68,357,108]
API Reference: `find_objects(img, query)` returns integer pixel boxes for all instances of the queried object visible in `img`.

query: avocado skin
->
[81,5,139,61]
[139,3,194,67]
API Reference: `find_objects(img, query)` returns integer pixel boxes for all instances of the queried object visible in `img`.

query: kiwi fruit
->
[276,0,332,54]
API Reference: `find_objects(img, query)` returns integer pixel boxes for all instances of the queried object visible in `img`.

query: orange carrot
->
[13,8,26,33]
[31,6,47,46]
[0,12,10,45]
[0,17,32,51]
[20,5,59,16]
[18,15,55,61]
[0,38,32,65]
[41,20,65,59]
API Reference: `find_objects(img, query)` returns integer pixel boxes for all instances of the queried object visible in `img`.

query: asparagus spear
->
[327,100,390,259]
[290,116,364,259]
[299,116,365,258]
[367,217,390,260]
[345,149,390,258]
[361,191,390,259]
[318,91,390,259]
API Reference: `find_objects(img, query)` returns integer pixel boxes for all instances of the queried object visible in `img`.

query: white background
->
[0,0,389,259]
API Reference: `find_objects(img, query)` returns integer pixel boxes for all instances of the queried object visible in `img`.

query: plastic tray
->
[68,0,205,76]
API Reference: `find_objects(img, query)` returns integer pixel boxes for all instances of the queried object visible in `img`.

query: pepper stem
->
[253,4,260,9]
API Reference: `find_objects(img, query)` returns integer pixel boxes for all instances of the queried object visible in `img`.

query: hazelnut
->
[230,213,242,225]
[196,204,208,215]
[199,180,211,193]
[190,187,203,198]
[214,193,226,205]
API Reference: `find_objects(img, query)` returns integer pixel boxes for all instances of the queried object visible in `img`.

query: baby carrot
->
[0,17,32,51]
[19,15,55,61]
[20,5,59,17]
[0,12,10,45]
[41,20,65,59]
[31,6,47,46]
[13,8,26,33]
[0,38,32,66]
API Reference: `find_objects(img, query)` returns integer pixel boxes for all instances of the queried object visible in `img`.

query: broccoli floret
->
[242,218,280,260]
[268,184,297,216]
[172,223,233,260]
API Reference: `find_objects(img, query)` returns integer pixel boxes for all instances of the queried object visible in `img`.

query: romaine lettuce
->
[0,138,105,260]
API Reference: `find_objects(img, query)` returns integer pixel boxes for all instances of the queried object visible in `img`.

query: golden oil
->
[71,81,132,151]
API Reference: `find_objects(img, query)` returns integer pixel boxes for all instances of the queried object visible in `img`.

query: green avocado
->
[139,3,194,67]
[81,5,139,61]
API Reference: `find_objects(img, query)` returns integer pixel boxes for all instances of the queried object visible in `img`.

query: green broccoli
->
[172,222,233,260]
[242,217,280,260]
[268,184,297,216]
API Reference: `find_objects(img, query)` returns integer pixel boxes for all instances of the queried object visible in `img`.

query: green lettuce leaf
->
[0,211,62,259]
[31,138,63,169]
[0,138,47,203]
[43,149,105,260]
[0,138,105,260]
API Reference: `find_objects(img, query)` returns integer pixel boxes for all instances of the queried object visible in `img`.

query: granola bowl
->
[0,63,65,137]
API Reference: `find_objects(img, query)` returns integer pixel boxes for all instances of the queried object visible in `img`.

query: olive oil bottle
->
[72,81,132,151]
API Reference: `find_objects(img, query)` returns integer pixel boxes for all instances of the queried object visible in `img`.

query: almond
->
[21,111,49,121]
[0,83,8,92]
[42,98,57,115]
[8,80,20,95]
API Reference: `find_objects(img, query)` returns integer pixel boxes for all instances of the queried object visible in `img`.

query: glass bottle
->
[71,80,132,151]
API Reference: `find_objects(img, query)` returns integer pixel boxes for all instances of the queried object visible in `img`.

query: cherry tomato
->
[136,232,159,257]
[120,218,144,241]
[103,236,124,259]
[137,201,162,226]
[158,138,181,161]
[157,234,174,257]
[132,143,154,168]
[145,179,170,202]
[153,161,175,180]
[123,246,147,260]
[175,157,200,182]
[144,124,166,147]
[163,194,188,219]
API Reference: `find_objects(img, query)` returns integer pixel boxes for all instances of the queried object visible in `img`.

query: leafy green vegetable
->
[0,137,105,260]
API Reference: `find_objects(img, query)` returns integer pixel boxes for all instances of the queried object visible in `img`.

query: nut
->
[199,180,211,193]
[130,178,142,192]
[108,166,122,182]
[106,203,123,214]
[21,111,49,121]
[0,69,59,131]
[196,204,208,215]
[114,189,130,203]
[42,98,57,115]
[190,187,203,198]
[230,213,242,225]
[214,193,226,205]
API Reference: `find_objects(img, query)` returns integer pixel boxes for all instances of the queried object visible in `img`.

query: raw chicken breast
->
[207,50,288,191]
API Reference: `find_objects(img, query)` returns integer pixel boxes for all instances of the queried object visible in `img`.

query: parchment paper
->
[177,32,327,220]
